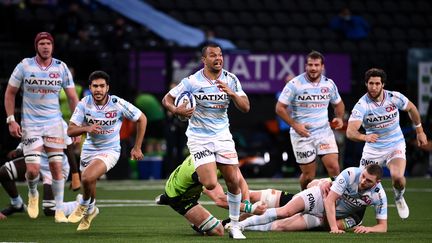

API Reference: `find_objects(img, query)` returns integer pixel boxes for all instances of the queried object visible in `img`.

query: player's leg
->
[318,129,340,179]
[65,144,81,191]
[387,157,409,219]
[0,159,26,218]
[261,213,320,232]
[321,153,340,178]
[24,150,42,219]
[218,163,245,239]
[184,205,224,236]
[298,162,317,190]
[68,158,105,223]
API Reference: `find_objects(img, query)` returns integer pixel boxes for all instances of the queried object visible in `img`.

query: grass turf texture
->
[0,178,431,242]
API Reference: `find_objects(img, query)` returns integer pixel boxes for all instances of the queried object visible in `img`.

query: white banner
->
[418,62,432,116]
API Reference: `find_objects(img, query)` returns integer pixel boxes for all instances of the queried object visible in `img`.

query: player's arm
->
[346,120,378,143]
[276,101,310,137]
[64,87,79,113]
[4,84,21,138]
[67,121,101,137]
[130,114,147,160]
[324,190,345,233]
[404,101,428,147]
[215,80,250,113]
[237,168,250,202]
[331,101,345,129]
[161,93,193,117]
[353,219,387,233]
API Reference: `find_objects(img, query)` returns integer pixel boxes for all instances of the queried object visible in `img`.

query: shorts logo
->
[319,144,331,150]
[45,137,64,144]
[193,149,213,160]
[360,158,378,166]
[23,138,39,146]
[306,193,315,211]
[222,152,237,159]
[296,150,315,159]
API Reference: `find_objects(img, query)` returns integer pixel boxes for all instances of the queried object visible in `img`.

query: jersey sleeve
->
[330,169,351,195]
[278,81,296,105]
[372,185,388,220]
[8,61,24,88]
[329,79,342,105]
[69,100,86,126]
[348,101,365,122]
[117,97,142,122]
[231,74,247,97]
[390,91,409,111]
[168,79,189,98]
[61,62,75,89]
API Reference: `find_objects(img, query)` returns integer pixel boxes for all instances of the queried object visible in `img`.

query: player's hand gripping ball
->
[174,91,196,121]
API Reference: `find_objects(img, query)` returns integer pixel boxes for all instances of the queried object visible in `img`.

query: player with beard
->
[4,32,79,222]
[276,51,345,190]
[346,68,427,219]
[162,43,250,239]
[67,70,147,231]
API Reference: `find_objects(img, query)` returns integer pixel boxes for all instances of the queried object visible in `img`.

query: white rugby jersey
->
[70,95,142,153]
[169,68,247,140]
[331,167,387,220]
[8,57,75,127]
[349,90,408,149]
[278,73,342,134]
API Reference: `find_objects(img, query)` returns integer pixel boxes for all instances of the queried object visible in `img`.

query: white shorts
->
[359,142,406,169]
[80,150,120,172]
[22,120,66,155]
[40,156,70,185]
[294,186,324,218]
[290,128,338,164]
[187,139,238,169]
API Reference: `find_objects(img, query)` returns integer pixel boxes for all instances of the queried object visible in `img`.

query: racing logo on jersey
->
[361,195,372,205]
[49,72,60,79]
[320,87,329,93]
[105,111,117,118]
[385,104,397,112]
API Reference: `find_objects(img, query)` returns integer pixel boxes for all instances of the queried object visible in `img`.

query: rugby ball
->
[174,91,196,121]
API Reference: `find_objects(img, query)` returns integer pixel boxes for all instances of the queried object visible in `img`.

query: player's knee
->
[198,215,222,236]
[47,152,63,163]
[260,189,278,208]
[25,153,42,165]
[201,180,217,190]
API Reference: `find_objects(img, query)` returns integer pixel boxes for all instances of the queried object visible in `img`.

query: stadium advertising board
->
[130,51,351,94]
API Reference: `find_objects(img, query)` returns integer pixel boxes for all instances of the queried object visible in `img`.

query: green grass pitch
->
[0,178,431,242]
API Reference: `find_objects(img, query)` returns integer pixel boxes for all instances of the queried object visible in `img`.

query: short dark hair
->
[201,43,221,57]
[364,68,386,84]
[365,164,383,181]
[307,50,325,64]
[88,70,110,85]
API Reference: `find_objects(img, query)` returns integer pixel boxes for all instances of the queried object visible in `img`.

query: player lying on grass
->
[155,155,266,236]
[0,124,81,220]
[156,155,364,235]
[233,164,386,234]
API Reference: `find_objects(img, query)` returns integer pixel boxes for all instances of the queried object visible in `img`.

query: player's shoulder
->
[221,69,238,81]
